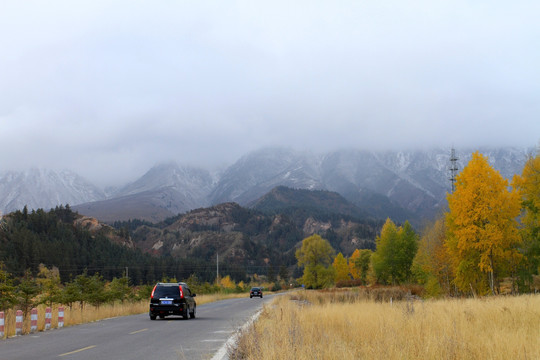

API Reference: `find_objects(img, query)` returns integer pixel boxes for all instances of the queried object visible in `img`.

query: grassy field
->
[1,292,248,338]
[232,289,540,360]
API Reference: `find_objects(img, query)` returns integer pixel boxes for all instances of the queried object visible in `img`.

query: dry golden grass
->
[1,292,249,338]
[233,290,540,360]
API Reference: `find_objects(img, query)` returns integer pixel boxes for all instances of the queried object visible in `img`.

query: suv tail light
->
[150,285,157,299]
[179,286,184,299]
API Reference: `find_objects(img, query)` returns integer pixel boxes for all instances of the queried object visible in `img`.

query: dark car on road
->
[250,287,263,298]
[149,282,196,320]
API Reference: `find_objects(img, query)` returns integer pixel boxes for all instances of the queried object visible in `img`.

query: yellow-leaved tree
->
[412,218,453,297]
[333,252,350,283]
[296,234,336,289]
[372,218,418,285]
[513,151,540,289]
[352,249,372,285]
[445,151,521,295]
[220,275,236,290]
[349,249,361,279]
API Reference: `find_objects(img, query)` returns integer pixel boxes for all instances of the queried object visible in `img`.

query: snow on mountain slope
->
[0,168,105,213]
[116,162,214,207]
[0,147,531,223]
[209,148,324,205]
[211,147,529,219]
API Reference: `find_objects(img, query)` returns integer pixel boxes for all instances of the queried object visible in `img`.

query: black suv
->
[149,282,196,320]
[250,287,263,298]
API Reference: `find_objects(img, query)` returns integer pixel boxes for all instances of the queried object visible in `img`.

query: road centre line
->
[129,328,148,335]
[59,345,96,357]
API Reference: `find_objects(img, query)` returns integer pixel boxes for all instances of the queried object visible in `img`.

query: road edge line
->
[211,308,263,360]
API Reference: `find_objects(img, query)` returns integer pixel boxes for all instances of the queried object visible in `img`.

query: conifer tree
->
[17,269,40,315]
[0,262,17,311]
[108,277,130,303]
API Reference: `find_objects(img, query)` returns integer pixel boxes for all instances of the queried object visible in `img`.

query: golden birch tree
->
[445,151,521,295]
[296,234,336,289]
[413,217,453,296]
[333,252,350,283]
[349,249,361,279]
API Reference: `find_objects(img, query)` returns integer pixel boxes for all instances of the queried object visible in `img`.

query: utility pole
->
[449,147,459,193]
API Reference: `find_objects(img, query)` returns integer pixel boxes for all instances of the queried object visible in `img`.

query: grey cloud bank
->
[1,1,539,186]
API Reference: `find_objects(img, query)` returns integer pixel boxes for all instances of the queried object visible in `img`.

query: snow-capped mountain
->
[0,147,532,223]
[72,163,216,222]
[0,168,105,213]
[209,148,324,205]
[210,147,530,220]
[115,162,215,208]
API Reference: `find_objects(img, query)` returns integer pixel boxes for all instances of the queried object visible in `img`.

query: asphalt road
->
[0,295,273,360]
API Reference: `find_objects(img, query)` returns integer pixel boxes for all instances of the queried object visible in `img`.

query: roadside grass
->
[1,292,249,338]
[232,289,540,360]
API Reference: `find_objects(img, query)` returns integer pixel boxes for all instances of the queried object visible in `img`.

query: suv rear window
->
[154,285,180,298]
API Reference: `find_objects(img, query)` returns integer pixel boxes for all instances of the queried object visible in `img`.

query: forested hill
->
[249,186,371,220]
[0,206,196,284]
[1,197,385,284]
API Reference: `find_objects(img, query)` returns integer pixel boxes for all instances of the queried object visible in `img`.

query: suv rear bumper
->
[150,304,186,316]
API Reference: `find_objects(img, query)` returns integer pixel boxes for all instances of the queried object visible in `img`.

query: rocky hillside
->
[128,195,384,271]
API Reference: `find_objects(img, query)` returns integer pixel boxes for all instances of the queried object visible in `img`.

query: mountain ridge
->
[1,147,531,223]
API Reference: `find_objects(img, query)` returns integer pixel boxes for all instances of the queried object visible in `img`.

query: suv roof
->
[156,282,187,286]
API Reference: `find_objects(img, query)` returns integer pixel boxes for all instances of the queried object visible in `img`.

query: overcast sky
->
[1,1,539,186]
